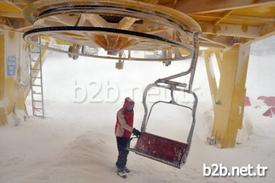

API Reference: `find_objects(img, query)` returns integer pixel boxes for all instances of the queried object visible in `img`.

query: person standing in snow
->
[115,97,141,177]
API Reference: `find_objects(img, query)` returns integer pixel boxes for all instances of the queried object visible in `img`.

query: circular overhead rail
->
[23,0,201,62]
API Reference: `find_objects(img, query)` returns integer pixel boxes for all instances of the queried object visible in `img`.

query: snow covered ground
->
[0,44,275,182]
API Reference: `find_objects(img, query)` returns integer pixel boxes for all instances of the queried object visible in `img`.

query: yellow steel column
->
[204,50,218,105]
[4,31,20,115]
[205,43,250,148]
[0,30,31,125]
[15,42,28,111]
[0,32,7,125]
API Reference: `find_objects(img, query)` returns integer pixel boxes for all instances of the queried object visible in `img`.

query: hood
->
[123,97,135,110]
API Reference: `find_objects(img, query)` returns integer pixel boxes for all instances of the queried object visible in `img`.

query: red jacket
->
[115,98,134,139]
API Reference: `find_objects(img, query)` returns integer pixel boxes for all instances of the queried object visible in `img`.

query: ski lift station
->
[0,0,275,182]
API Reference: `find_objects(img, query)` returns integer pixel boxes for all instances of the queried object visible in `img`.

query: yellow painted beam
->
[138,0,159,4]
[214,10,233,25]
[118,17,138,29]
[232,4,275,17]
[200,21,261,38]
[0,33,4,100]
[0,32,7,125]
[175,0,275,14]
[207,43,250,148]
[3,31,19,115]
[0,2,22,14]
[0,12,23,18]
[204,51,218,105]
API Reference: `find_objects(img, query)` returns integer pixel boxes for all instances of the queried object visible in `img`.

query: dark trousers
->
[116,137,130,170]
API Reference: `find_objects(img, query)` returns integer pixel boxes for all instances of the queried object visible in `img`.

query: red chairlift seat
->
[130,132,190,168]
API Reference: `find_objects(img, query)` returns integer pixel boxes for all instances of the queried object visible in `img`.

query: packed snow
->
[0,41,275,183]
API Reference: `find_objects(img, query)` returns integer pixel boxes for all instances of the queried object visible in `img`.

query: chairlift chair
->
[128,32,199,169]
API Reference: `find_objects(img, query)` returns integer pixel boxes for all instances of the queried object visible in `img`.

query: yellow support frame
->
[0,30,50,126]
[4,31,22,118]
[0,31,43,125]
[204,43,250,148]
[0,33,7,125]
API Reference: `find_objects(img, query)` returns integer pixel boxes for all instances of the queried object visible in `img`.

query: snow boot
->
[117,169,127,178]
[124,167,131,173]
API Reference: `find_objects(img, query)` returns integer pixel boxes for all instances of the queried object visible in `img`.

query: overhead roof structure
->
[0,0,274,48]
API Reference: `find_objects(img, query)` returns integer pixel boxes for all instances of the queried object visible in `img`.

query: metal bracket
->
[140,32,200,148]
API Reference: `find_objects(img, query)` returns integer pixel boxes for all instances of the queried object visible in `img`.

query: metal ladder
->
[28,38,45,118]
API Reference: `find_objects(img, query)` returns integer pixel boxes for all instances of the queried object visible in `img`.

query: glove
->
[132,128,141,137]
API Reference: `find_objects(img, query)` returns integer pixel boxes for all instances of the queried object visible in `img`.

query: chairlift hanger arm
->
[157,32,200,91]
[130,30,199,168]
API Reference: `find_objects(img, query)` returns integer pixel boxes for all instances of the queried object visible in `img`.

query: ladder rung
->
[32,84,42,87]
[30,73,41,76]
[33,114,44,118]
[33,107,43,110]
[31,60,40,62]
[31,61,41,64]
[33,89,42,91]
[32,86,42,89]
[33,107,42,110]
[32,98,42,101]
[32,91,42,95]
[31,62,41,64]
[33,111,43,114]
[33,100,43,103]
[31,79,42,81]
[32,81,42,84]
[31,76,41,79]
